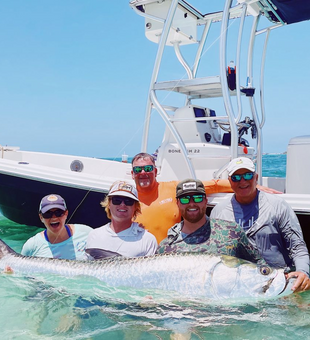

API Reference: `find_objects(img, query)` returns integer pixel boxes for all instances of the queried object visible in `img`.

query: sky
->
[0,1,309,159]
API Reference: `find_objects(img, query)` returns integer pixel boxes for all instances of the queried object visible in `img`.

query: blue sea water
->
[1,154,310,340]
[113,154,287,178]
[262,154,286,178]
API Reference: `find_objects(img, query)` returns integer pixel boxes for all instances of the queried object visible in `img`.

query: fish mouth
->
[262,271,295,297]
[277,277,295,296]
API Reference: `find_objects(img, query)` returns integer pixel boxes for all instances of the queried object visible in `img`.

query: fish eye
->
[260,266,271,275]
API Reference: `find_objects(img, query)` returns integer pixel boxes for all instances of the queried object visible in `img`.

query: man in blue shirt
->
[211,157,310,293]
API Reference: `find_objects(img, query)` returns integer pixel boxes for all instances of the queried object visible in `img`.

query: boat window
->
[193,107,206,124]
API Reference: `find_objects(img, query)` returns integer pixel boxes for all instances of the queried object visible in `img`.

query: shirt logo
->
[159,198,173,205]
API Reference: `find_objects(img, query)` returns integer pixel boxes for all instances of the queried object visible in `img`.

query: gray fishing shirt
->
[210,190,310,276]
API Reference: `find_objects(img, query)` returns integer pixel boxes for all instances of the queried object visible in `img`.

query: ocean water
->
[114,154,287,178]
[1,154,310,340]
[261,154,286,178]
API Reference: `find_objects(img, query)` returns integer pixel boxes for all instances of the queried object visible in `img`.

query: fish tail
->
[0,238,16,258]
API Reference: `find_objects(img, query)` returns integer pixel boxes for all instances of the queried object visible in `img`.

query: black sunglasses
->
[111,196,135,206]
[41,209,65,219]
[132,165,154,174]
[179,194,205,205]
[230,172,255,182]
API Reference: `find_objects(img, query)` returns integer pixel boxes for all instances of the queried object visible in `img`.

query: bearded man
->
[156,178,263,264]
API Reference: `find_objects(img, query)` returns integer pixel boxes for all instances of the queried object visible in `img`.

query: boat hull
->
[296,213,310,252]
[0,172,109,228]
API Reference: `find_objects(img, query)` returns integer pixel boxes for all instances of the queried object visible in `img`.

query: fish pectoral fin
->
[85,248,122,260]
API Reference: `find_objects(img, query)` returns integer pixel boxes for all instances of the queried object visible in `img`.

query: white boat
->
[0,0,310,245]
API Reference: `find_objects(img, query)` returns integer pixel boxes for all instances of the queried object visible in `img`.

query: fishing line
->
[66,123,145,224]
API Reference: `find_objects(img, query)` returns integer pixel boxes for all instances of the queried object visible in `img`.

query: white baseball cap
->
[107,181,139,201]
[227,157,255,176]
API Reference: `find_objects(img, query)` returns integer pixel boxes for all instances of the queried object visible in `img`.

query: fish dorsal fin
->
[86,248,122,260]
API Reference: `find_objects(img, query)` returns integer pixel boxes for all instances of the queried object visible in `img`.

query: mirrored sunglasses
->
[42,209,65,219]
[179,194,205,205]
[132,165,154,174]
[111,196,135,206]
[230,172,255,182]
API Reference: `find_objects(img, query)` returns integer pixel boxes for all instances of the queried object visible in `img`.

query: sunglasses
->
[111,196,135,206]
[230,172,255,182]
[179,194,205,205]
[132,165,154,174]
[41,209,65,219]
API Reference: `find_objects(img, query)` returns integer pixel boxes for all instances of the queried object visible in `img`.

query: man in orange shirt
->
[132,152,233,243]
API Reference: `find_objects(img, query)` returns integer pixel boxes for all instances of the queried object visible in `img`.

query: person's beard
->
[183,206,205,223]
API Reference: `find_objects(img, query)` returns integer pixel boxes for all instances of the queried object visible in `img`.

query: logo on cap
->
[108,180,139,201]
[119,183,133,192]
[46,195,59,202]
[182,182,197,190]
[110,182,135,194]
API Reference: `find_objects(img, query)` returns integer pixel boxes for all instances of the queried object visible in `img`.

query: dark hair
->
[131,152,156,165]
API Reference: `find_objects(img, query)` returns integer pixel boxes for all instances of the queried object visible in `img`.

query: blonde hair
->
[100,195,141,220]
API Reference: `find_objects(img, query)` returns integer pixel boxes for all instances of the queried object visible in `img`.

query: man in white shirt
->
[86,180,158,258]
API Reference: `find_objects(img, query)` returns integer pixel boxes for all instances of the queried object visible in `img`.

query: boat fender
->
[204,180,233,194]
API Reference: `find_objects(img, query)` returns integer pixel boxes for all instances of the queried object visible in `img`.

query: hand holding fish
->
[3,266,13,274]
[286,271,310,292]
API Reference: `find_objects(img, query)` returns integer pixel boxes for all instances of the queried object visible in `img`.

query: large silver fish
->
[0,239,294,303]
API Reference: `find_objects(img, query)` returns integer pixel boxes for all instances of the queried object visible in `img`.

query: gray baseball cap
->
[176,178,206,198]
[39,194,67,213]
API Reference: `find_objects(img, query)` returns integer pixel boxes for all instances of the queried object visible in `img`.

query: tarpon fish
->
[0,238,294,303]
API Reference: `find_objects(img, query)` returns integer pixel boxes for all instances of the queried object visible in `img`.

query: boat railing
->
[129,0,286,182]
